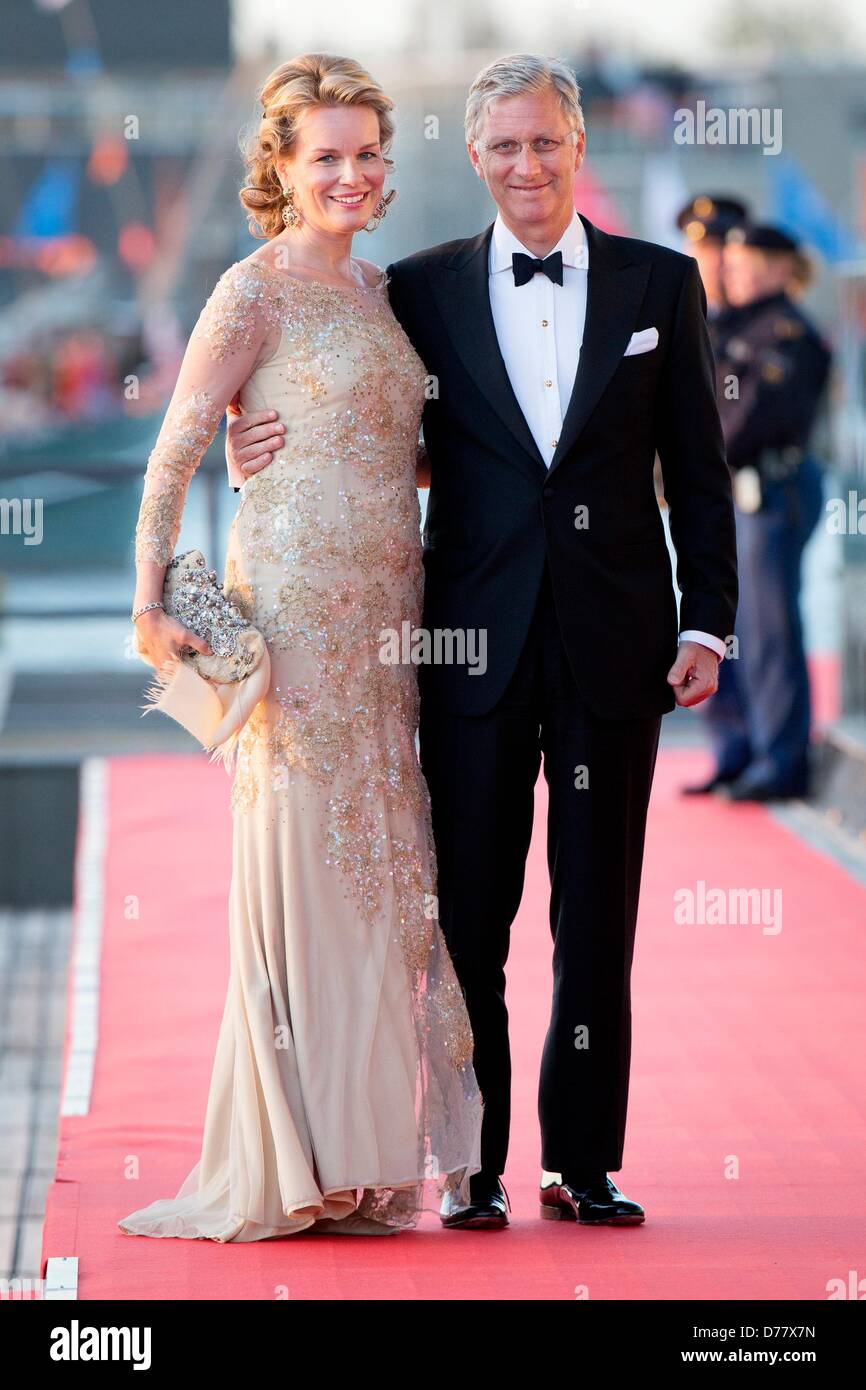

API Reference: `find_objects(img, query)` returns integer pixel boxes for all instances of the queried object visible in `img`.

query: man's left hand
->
[666,641,720,708]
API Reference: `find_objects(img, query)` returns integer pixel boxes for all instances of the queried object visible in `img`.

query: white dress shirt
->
[487,210,726,661]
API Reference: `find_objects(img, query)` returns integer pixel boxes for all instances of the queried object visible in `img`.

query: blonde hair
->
[465,53,584,146]
[787,249,815,297]
[239,53,395,240]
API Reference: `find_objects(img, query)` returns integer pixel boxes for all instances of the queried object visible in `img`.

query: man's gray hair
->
[465,53,584,146]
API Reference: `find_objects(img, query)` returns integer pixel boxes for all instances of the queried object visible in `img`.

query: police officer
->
[673,196,748,790]
[676,194,750,320]
[686,223,831,800]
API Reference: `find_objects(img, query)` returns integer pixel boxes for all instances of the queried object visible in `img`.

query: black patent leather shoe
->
[680,771,740,796]
[717,776,805,803]
[539,1173,645,1224]
[440,1175,511,1229]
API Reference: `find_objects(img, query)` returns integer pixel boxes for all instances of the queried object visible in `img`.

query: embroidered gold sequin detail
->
[199,265,273,360]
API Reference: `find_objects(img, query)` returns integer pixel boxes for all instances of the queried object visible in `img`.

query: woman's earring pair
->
[280,183,395,231]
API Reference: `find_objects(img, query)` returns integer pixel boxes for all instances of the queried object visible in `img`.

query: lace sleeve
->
[134,261,278,567]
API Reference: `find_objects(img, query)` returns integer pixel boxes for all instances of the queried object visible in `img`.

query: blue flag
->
[770,159,856,262]
[15,159,80,239]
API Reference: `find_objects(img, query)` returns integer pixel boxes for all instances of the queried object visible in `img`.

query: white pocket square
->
[623,327,659,356]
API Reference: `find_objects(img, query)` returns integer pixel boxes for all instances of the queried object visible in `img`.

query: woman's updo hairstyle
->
[239,53,395,240]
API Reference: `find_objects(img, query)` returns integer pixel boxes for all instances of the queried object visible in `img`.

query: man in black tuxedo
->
[226,54,737,1229]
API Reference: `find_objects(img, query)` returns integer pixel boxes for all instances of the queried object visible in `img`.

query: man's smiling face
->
[468,87,585,238]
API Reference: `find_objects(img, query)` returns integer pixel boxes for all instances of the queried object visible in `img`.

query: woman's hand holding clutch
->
[133,550,270,769]
[133,606,213,673]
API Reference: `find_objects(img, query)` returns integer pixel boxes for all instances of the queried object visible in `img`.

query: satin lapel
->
[547,214,651,478]
[424,223,547,479]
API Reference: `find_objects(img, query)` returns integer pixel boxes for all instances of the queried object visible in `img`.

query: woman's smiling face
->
[278,103,386,235]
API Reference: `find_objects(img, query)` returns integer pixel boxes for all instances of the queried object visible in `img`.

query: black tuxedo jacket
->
[386,214,738,720]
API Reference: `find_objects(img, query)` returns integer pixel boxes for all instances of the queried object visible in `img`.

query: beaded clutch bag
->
[161,549,266,683]
[138,549,270,768]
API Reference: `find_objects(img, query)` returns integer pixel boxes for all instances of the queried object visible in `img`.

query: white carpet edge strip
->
[60,757,108,1119]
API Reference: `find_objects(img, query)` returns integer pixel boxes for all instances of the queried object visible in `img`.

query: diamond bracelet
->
[131,600,165,623]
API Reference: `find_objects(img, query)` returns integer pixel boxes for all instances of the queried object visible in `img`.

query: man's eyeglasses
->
[476,131,579,161]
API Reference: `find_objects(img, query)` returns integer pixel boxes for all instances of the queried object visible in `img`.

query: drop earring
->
[281,185,301,229]
[364,188,396,232]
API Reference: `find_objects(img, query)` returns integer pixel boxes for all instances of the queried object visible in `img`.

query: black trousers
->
[419,563,662,1177]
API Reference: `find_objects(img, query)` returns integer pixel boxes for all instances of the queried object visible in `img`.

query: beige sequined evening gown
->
[119,256,483,1242]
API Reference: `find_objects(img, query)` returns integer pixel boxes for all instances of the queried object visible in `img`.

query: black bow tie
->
[511,250,564,287]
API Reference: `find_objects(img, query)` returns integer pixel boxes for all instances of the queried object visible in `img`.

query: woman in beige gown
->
[120,56,482,1242]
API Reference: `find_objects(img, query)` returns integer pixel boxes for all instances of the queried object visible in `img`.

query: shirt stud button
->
[545,379,553,387]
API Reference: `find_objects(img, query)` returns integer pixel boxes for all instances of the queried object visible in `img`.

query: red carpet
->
[43,747,866,1299]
